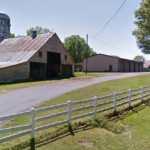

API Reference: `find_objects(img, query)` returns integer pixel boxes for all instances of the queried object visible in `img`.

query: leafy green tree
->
[63,35,96,63]
[133,0,150,54]
[27,26,51,36]
[133,55,145,62]
[10,33,15,38]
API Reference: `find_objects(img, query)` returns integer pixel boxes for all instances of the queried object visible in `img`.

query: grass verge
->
[0,72,106,95]
[74,72,106,79]
[0,74,150,149]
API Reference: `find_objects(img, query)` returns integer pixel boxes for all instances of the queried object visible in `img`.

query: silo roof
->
[0,11,10,20]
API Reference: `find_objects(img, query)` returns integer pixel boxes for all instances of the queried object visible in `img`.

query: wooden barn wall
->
[0,62,29,82]
[30,34,73,65]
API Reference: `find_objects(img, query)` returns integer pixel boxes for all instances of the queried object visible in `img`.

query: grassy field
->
[74,72,106,78]
[0,72,106,95]
[38,104,150,150]
[0,74,150,149]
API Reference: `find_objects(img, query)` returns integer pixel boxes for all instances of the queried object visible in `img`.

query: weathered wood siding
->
[29,34,74,76]
[30,34,73,65]
[0,62,29,82]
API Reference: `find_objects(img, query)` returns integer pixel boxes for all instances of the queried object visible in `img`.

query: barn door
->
[109,65,112,72]
[47,52,61,77]
[30,62,46,79]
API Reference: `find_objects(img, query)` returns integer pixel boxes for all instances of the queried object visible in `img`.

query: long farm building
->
[83,54,143,72]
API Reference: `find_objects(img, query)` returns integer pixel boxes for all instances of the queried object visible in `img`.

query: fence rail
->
[0,85,150,143]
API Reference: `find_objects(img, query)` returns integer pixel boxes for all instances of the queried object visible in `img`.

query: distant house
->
[83,53,143,72]
[0,32,74,82]
[144,62,150,71]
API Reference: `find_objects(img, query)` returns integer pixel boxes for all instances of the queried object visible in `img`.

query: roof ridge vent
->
[31,31,37,39]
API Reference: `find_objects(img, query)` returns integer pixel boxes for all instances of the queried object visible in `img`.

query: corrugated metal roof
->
[0,33,54,68]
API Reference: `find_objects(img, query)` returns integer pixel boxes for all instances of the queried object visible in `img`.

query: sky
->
[1,0,150,60]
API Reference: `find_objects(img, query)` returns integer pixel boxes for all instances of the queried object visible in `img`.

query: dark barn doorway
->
[109,65,112,72]
[47,52,61,77]
[30,62,46,79]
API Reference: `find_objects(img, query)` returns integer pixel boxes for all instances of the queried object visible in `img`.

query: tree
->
[10,33,15,38]
[133,55,145,62]
[63,35,97,63]
[26,26,51,36]
[133,0,150,54]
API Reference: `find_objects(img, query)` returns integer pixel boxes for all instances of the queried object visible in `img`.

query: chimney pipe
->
[31,31,37,39]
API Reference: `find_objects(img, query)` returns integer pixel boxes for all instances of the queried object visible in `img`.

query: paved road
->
[0,72,149,125]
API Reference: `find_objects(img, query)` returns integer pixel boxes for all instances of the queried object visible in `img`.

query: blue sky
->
[1,0,150,60]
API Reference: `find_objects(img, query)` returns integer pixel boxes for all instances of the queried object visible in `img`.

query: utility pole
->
[85,34,88,74]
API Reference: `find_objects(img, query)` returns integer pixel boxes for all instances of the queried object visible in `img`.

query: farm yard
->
[0,73,150,149]
[1,0,150,149]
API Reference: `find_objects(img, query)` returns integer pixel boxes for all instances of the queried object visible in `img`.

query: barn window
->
[65,55,67,60]
[39,51,42,57]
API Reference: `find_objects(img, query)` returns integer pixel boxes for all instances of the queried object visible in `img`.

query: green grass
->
[0,74,150,149]
[38,104,150,150]
[0,72,106,95]
[74,72,106,79]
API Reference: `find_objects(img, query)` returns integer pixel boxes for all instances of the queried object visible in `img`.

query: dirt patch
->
[79,142,94,147]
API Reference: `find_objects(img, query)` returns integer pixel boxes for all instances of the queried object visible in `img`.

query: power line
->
[89,36,140,55]
[92,0,127,38]
[113,0,127,17]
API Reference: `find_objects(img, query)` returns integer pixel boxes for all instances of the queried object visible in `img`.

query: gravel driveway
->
[0,72,149,122]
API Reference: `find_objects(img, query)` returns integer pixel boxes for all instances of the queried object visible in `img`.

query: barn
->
[83,54,143,72]
[0,32,74,82]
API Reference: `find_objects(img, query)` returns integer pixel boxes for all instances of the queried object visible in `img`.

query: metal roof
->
[84,53,143,63]
[0,33,54,68]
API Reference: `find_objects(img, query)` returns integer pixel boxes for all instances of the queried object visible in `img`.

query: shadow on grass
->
[35,116,122,149]
[0,75,74,85]
[35,125,91,148]
[68,125,75,136]
[30,139,35,150]
[107,98,150,121]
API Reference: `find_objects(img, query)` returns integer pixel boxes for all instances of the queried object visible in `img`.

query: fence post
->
[129,89,131,108]
[113,92,117,113]
[141,86,143,103]
[30,108,35,140]
[67,101,71,126]
[94,96,97,120]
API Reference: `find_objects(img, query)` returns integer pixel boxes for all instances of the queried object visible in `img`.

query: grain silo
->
[0,11,10,42]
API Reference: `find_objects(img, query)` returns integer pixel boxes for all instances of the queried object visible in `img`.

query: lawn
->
[74,72,106,79]
[38,104,150,150]
[0,72,106,95]
[0,74,150,149]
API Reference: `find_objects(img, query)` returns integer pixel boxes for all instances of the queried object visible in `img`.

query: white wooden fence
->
[0,85,150,144]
